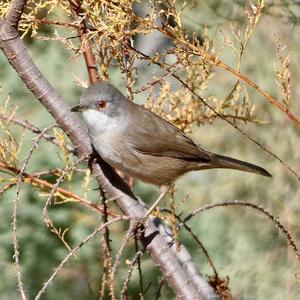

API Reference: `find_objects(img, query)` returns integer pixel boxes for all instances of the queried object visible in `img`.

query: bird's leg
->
[143,185,170,219]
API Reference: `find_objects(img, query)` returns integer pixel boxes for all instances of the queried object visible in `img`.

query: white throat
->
[82,109,120,136]
[82,109,108,134]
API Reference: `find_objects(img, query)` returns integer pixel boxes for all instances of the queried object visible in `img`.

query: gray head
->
[71,82,128,116]
[71,82,130,135]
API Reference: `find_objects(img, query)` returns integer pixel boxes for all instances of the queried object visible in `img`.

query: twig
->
[120,250,143,299]
[155,277,166,300]
[169,187,180,251]
[110,220,137,295]
[43,157,84,218]
[182,200,300,262]
[183,222,219,276]
[180,223,232,298]
[134,235,144,297]
[42,157,85,250]
[13,123,54,300]
[21,18,81,30]
[0,181,16,195]
[68,0,99,83]
[130,45,300,182]
[0,160,118,216]
[31,168,63,177]
[35,216,127,300]
[153,217,217,299]
[0,112,76,154]
[160,207,220,282]
[99,188,114,300]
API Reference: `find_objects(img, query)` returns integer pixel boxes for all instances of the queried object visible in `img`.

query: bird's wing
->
[125,103,211,162]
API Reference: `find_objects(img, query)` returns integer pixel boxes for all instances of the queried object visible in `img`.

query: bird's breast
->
[82,109,119,135]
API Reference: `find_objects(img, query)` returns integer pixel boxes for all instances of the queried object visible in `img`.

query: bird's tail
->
[211,153,272,177]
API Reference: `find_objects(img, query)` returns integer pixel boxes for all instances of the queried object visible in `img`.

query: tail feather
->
[213,153,272,177]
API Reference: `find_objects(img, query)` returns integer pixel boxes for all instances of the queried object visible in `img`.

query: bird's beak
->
[71,104,85,112]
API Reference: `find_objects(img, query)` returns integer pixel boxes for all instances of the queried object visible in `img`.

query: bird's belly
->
[96,145,143,180]
[91,133,125,166]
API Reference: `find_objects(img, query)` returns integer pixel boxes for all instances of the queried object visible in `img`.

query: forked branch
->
[0,0,212,298]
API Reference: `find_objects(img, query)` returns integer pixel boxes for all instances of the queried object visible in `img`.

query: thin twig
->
[134,235,144,298]
[0,181,16,195]
[42,157,85,217]
[180,221,218,277]
[99,188,114,300]
[21,18,81,29]
[0,160,118,216]
[120,250,143,299]
[0,112,76,154]
[68,0,99,83]
[35,216,127,300]
[153,216,217,298]
[182,200,300,262]
[169,187,180,251]
[155,277,166,300]
[31,168,63,177]
[161,206,219,276]
[110,220,137,294]
[13,124,54,300]
[42,157,85,250]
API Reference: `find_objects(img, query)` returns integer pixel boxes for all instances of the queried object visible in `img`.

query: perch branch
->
[0,6,211,299]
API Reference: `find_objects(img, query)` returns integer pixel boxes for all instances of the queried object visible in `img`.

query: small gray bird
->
[71,82,271,212]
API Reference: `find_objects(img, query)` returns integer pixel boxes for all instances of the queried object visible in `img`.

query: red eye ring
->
[97,100,107,109]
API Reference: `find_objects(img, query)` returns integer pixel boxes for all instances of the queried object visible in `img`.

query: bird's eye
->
[96,100,107,109]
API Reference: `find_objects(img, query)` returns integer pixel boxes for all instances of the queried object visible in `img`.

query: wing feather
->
[125,103,210,162]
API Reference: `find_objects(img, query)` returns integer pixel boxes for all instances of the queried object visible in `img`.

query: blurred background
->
[0,0,300,299]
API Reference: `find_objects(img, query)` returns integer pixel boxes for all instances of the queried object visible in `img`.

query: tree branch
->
[0,112,77,154]
[0,9,210,299]
[182,200,300,262]
[0,160,116,215]
[6,0,27,34]
[68,0,99,83]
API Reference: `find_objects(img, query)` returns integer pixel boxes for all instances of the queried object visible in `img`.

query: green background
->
[0,1,300,299]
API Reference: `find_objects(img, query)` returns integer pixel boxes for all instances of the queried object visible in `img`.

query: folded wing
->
[126,103,211,163]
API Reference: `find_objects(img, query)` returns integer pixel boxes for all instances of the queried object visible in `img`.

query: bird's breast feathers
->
[82,109,120,136]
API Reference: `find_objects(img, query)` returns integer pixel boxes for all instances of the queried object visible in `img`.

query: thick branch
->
[154,218,219,299]
[0,19,204,300]
[6,0,27,33]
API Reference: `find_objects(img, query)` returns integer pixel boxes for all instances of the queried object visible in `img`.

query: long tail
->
[211,153,272,177]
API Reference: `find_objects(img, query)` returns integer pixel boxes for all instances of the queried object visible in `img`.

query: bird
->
[71,82,271,215]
